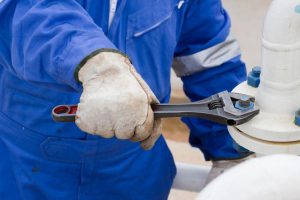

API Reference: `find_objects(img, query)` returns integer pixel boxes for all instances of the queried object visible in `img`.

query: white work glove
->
[75,50,162,150]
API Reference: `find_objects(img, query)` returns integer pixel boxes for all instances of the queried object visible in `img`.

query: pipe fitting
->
[228,0,300,155]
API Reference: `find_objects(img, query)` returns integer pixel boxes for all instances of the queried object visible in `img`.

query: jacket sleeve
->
[0,0,116,91]
[174,0,251,160]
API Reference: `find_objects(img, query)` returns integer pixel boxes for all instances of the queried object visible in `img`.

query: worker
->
[0,0,252,199]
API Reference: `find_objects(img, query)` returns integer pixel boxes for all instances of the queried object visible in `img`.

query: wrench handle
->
[52,105,77,122]
[52,102,226,124]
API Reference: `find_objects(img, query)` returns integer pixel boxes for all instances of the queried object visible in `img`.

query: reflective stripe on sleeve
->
[173,35,241,77]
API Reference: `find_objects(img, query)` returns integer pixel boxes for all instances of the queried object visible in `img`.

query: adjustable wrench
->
[51,91,259,126]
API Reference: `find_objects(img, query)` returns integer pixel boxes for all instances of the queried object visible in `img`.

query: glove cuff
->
[74,48,129,83]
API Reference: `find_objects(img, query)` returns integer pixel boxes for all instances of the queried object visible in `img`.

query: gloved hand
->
[75,50,162,150]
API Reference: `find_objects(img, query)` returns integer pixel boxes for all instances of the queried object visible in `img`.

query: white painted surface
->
[229,0,300,155]
[172,163,210,192]
[197,155,300,200]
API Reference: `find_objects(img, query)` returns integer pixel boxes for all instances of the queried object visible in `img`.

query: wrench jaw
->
[199,111,238,126]
[215,107,259,126]
[155,91,260,126]
[216,91,260,125]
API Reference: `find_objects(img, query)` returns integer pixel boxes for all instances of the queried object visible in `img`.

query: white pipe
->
[196,155,300,200]
[257,0,300,115]
[172,162,210,192]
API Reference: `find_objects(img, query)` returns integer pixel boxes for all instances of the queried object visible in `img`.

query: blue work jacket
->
[0,0,248,160]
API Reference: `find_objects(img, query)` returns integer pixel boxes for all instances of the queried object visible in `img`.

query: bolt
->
[252,66,261,77]
[235,96,254,111]
[295,5,300,14]
[294,109,300,126]
[247,66,261,88]
[238,96,251,108]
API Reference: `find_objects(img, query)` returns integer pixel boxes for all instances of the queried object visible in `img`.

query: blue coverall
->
[0,0,251,199]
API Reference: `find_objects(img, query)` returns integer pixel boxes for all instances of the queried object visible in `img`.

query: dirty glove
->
[75,50,162,150]
[204,154,255,186]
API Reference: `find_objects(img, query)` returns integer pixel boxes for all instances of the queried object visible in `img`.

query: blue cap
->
[294,110,300,126]
[247,66,261,88]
